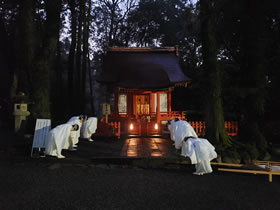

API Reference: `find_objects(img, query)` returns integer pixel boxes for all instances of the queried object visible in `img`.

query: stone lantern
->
[13,103,30,132]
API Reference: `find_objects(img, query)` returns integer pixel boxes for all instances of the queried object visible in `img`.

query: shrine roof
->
[96,47,191,89]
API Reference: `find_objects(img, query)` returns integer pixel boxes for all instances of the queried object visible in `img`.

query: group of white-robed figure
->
[44,115,98,159]
[168,118,217,175]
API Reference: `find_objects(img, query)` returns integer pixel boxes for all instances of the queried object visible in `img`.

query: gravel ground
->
[0,131,279,210]
[0,161,279,210]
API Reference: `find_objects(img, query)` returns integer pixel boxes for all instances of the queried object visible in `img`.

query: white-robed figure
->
[45,124,79,158]
[81,117,98,142]
[66,115,85,149]
[174,119,198,149]
[181,137,217,175]
[168,120,177,142]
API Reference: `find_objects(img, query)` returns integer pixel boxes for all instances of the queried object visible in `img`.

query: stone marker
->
[13,103,30,132]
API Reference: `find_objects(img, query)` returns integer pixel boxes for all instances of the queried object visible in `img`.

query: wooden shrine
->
[96,46,191,136]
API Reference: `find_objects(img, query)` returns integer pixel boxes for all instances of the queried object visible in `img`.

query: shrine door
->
[136,94,150,135]
[136,95,150,115]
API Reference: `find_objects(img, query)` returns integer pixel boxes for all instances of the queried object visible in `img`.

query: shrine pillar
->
[168,89,172,113]
[126,92,132,134]
[156,92,160,124]
[127,92,131,117]
[150,93,154,114]
[114,91,119,116]
[133,94,137,117]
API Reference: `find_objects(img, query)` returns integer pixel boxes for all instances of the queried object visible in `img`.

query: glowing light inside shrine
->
[154,123,158,130]
[129,123,134,130]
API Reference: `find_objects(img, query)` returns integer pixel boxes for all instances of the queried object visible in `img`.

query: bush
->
[240,151,252,164]
[222,147,241,163]
[246,144,259,160]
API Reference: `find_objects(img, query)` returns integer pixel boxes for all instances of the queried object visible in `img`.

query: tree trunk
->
[87,0,94,115]
[54,23,64,120]
[108,0,118,46]
[239,0,267,157]
[31,0,62,118]
[88,51,95,115]
[81,0,89,113]
[68,0,77,113]
[200,0,231,146]
[75,0,84,112]
[18,0,36,95]
[0,12,14,99]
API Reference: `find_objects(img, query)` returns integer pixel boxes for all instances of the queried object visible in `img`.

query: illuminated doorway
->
[136,94,150,115]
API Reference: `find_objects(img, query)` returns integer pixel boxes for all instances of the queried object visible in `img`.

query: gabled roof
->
[96,47,191,89]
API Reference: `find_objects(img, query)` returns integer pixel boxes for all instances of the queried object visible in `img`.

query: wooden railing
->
[159,111,186,121]
[93,121,121,139]
[224,121,238,136]
[110,111,186,122]
[188,121,206,136]
[188,121,238,136]
[98,113,238,137]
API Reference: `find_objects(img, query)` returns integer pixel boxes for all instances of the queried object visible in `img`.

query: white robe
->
[44,124,72,157]
[168,120,176,142]
[181,137,217,174]
[81,117,98,139]
[66,116,82,147]
[174,120,198,149]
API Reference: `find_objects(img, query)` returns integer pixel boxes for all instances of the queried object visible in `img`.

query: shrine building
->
[96,46,191,137]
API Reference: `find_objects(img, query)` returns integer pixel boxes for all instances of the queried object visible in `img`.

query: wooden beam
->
[175,45,179,56]
[156,93,160,124]
[114,91,119,116]
[106,47,176,53]
[168,89,171,113]
[127,92,131,117]
[218,168,280,182]
[211,162,244,167]
[150,93,154,113]
[254,160,280,166]
[118,88,171,93]
[133,94,137,116]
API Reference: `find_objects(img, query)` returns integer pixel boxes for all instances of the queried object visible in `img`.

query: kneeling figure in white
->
[81,117,98,142]
[66,115,85,149]
[181,137,217,175]
[174,120,198,149]
[168,120,176,142]
[45,124,79,158]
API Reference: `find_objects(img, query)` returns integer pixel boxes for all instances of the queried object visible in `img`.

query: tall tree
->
[81,0,91,113]
[238,0,268,157]
[0,3,15,96]
[199,0,231,146]
[93,0,137,48]
[17,0,36,96]
[0,2,17,124]
[53,6,64,120]
[31,0,62,118]
[75,0,85,112]
[67,0,77,113]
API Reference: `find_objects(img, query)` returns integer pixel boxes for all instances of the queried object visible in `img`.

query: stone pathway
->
[120,137,175,157]
[1,130,179,161]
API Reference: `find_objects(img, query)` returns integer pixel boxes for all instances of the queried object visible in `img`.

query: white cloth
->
[81,117,98,139]
[181,137,217,174]
[174,120,198,149]
[168,120,176,142]
[66,116,82,146]
[167,122,172,132]
[258,165,280,171]
[44,124,72,157]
